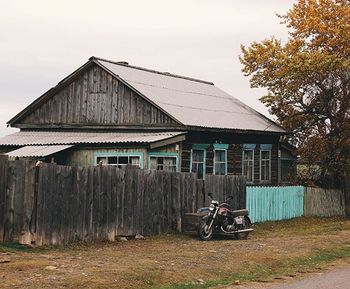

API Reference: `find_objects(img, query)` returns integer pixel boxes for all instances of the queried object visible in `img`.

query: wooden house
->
[0,57,295,185]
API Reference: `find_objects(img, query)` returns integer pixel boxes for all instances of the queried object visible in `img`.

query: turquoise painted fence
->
[246,186,304,223]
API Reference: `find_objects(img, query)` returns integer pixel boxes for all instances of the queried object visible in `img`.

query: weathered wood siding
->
[17,65,177,127]
[304,187,345,217]
[65,147,148,167]
[181,137,279,185]
[63,143,181,167]
[0,157,37,244]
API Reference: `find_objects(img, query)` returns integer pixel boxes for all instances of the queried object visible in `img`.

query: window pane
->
[108,156,118,164]
[261,163,266,180]
[215,150,225,162]
[260,150,270,181]
[215,163,226,175]
[244,150,253,161]
[197,163,204,178]
[261,150,270,160]
[118,156,128,165]
[192,150,204,162]
[96,157,107,165]
[163,157,176,171]
[192,162,204,178]
[243,149,254,182]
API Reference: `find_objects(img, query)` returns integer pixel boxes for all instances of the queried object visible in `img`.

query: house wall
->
[16,64,178,128]
[181,131,280,185]
[63,143,181,169]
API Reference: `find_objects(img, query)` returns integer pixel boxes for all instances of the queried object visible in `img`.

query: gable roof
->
[8,56,285,134]
[93,57,285,133]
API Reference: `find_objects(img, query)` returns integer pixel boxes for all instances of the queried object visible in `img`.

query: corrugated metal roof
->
[0,131,186,146]
[6,145,73,157]
[96,58,285,133]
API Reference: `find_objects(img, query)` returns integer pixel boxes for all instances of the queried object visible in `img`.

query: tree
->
[240,0,350,187]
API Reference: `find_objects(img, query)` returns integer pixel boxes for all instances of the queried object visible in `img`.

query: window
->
[260,150,271,182]
[191,149,206,179]
[149,154,178,172]
[95,152,143,168]
[213,144,228,175]
[242,149,254,182]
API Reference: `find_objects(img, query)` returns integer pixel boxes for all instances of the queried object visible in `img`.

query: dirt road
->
[270,265,350,289]
[232,264,350,289]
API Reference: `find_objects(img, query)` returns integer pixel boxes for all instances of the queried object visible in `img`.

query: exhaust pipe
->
[236,228,254,233]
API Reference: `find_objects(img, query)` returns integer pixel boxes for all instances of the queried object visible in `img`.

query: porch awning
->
[0,131,187,146]
[6,145,73,158]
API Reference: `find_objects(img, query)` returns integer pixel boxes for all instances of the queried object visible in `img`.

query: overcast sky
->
[0,0,296,137]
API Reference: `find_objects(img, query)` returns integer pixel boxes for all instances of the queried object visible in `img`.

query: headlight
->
[209,204,215,211]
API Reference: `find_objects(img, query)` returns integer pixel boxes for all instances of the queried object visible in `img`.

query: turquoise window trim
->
[148,152,180,172]
[259,149,272,183]
[243,144,256,149]
[192,144,210,150]
[213,143,229,150]
[260,144,272,150]
[242,148,254,183]
[190,148,207,179]
[213,148,228,175]
[94,152,144,169]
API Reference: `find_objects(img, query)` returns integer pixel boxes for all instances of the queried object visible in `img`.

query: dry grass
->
[1,217,350,289]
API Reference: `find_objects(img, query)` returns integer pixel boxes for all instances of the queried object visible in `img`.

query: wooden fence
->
[246,186,304,223]
[246,186,346,223]
[0,157,246,245]
[304,187,345,217]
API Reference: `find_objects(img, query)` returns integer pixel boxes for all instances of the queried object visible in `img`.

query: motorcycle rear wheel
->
[198,217,214,241]
[235,216,252,240]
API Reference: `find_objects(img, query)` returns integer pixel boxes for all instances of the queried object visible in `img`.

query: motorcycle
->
[197,193,253,241]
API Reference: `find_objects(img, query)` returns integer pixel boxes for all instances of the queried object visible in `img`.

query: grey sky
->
[0,0,296,137]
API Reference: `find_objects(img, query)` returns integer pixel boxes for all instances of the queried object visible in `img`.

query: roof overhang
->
[6,145,73,158]
[0,131,187,147]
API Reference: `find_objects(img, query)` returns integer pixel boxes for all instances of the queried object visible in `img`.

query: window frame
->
[94,152,144,169]
[242,145,255,183]
[148,152,179,172]
[190,148,207,179]
[260,149,272,183]
[213,143,228,175]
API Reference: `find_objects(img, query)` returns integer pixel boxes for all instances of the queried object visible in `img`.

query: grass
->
[154,245,350,289]
[1,217,350,289]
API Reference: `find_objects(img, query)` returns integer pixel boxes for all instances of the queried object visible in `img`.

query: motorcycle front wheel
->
[198,217,214,241]
[235,216,252,240]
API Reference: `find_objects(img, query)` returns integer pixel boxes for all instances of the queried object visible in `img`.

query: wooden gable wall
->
[14,65,178,128]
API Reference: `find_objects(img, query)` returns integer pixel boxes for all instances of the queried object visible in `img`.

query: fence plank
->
[247,186,304,223]
[0,156,9,241]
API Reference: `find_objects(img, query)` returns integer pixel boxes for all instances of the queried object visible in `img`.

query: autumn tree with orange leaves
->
[240,0,350,188]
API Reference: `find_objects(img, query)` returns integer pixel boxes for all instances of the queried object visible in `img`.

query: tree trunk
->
[344,175,350,217]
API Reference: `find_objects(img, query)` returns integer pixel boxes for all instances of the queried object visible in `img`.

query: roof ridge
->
[90,56,214,86]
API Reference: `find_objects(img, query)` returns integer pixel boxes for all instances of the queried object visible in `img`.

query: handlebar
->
[208,193,233,203]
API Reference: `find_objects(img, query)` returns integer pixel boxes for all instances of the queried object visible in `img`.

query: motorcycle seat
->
[231,209,249,217]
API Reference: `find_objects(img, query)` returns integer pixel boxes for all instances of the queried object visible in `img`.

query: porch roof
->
[6,145,73,157]
[0,131,186,146]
